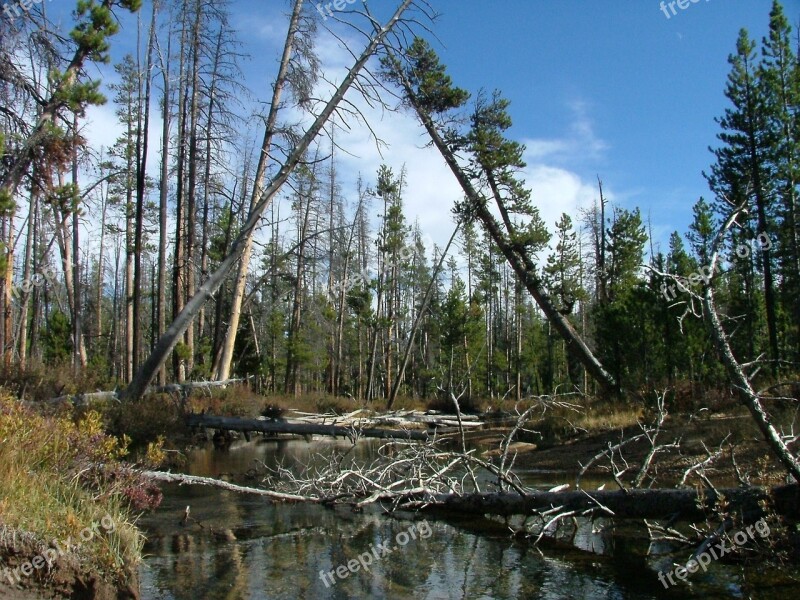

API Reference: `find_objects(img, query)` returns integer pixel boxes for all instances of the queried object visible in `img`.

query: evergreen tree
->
[760,0,800,356]
[707,28,780,365]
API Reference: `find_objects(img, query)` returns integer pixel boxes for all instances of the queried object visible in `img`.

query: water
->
[136,438,799,599]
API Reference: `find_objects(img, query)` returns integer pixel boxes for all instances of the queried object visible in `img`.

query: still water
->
[137,438,798,599]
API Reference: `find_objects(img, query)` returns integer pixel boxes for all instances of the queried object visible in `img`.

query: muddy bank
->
[473,412,790,485]
[0,528,138,600]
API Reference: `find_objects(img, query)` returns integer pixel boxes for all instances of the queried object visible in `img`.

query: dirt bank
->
[0,530,138,600]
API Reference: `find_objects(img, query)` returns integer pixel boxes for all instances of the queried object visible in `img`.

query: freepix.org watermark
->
[315,0,359,21]
[10,266,59,303]
[2,0,50,23]
[1,514,117,585]
[658,518,770,588]
[661,232,772,302]
[319,520,432,588]
[659,0,710,20]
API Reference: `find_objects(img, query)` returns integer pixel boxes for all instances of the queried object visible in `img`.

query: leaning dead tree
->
[649,199,800,482]
[213,0,312,382]
[378,36,618,396]
[121,0,421,401]
[701,204,800,481]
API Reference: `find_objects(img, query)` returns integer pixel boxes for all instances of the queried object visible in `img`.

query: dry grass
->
[570,405,644,432]
[0,392,144,584]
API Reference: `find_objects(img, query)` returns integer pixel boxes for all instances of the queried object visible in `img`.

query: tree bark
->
[133,2,157,374]
[156,31,172,385]
[184,0,203,378]
[17,180,38,367]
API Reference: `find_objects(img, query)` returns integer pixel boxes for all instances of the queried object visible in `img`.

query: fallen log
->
[416,483,800,521]
[141,470,317,503]
[138,465,800,522]
[44,378,247,406]
[187,413,430,441]
[287,410,484,429]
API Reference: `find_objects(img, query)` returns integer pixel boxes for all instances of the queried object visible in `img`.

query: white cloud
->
[82,102,122,153]
[522,164,602,229]
[77,11,610,270]
[522,100,608,164]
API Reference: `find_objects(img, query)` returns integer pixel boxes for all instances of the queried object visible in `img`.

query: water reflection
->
[137,439,796,599]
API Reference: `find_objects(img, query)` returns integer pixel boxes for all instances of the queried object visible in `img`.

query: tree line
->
[0,0,798,406]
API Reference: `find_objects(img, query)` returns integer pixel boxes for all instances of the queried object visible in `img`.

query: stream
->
[136,438,799,599]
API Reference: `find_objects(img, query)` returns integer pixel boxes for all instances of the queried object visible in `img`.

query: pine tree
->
[707,28,779,366]
[545,213,586,386]
[760,0,800,357]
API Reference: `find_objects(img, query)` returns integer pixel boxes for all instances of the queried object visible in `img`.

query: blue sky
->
[417,0,796,251]
[60,0,800,257]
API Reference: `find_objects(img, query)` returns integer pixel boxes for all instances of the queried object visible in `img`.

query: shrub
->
[0,392,146,582]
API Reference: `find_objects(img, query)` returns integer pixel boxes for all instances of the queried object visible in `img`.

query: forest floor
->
[177,384,793,489]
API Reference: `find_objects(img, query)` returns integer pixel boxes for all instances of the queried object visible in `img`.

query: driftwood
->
[44,378,247,406]
[141,470,316,503]
[187,413,430,441]
[287,409,484,429]
[138,466,800,522]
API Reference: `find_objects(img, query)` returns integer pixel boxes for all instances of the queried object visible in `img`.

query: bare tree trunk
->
[95,169,109,360]
[71,114,87,370]
[156,32,172,385]
[110,243,121,378]
[388,223,460,408]
[514,281,522,401]
[133,2,157,374]
[333,182,366,396]
[121,0,414,401]
[28,203,42,362]
[327,125,337,394]
[198,28,224,349]
[284,178,315,396]
[184,0,204,378]
[17,183,37,367]
[365,278,383,402]
[597,177,607,304]
[3,205,14,367]
[701,206,800,482]
[172,7,190,382]
[215,0,305,381]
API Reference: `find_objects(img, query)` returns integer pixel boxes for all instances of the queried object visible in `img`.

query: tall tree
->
[707,29,779,366]
[215,0,317,381]
[122,0,414,400]
[760,0,800,356]
[382,38,619,395]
